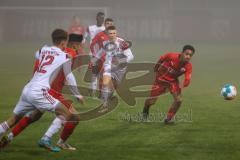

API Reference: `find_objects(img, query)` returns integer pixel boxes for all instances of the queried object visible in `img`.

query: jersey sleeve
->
[154,53,171,72]
[33,49,41,74]
[183,63,192,87]
[63,58,81,96]
[123,48,134,63]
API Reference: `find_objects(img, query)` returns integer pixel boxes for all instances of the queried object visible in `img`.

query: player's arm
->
[154,53,171,72]
[63,59,84,103]
[33,49,41,74]
[183,63,192,88]
[123,48,134,63]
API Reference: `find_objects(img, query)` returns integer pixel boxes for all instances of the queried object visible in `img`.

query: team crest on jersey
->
[180,68,186,73]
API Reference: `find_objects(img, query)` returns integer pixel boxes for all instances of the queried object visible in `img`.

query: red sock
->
[12,116,31,137]
[167,107,176,120]
[60,122,77,141]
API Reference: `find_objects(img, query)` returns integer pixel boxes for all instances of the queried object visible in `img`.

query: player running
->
[89,18,114,96]
[0,29,81,152]
[95,26,134,111]
[142,45,195,123]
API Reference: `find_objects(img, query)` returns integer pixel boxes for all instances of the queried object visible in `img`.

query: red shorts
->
[150,79,181,97]
[48,89,73,110]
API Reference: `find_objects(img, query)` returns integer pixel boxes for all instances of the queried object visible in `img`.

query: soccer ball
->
[221,84,237,100]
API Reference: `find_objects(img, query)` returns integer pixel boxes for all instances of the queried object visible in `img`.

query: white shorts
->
[103,64,127,85]
[13,83,60,116]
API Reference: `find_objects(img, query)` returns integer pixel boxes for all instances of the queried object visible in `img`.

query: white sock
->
[0,121,9,137]
[90,74,98,92]
[101,86,112,104]
[44,117,63,140]
[7,132,14,141]
[57,138,64,144]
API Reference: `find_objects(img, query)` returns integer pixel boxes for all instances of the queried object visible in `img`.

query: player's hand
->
[75,95,84,105]
[121,41,132,50]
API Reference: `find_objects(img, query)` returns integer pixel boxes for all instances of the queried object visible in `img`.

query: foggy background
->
[0,0,239,44]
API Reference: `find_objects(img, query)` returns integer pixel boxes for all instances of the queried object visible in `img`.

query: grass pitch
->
[0,42,240,160]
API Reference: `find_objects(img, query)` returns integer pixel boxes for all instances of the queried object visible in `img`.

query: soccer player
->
[0,29,81,152]
[89,18,114,96]
[142,45,195,123]
[95,26,134,111]
[84,12,105,45]
[0,33,84,152]
[38,33,84,151]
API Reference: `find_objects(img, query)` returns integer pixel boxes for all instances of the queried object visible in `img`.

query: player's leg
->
[0,110,43,148]
[54,104,80,150]
[40,99,79,151]
[142,81,167,120]
[0,114,22,138]
[165,82,182,124]
[89,57,100,96]
[0,89,36,148]
[0,88,34,138]
[8,110,43,140]
[101,74,114,108]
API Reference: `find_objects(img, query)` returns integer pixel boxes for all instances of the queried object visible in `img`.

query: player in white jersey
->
[0,29,80,152]
[95,26,134,111]
[84,12,105,45]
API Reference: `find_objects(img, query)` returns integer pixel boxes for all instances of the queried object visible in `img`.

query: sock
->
[11,116,31,137]
[41,135,51,141]
[0,121,9,137]
[44,117,63,139]
[60,121,77,142]
[101,86,111,105]
[7,132,14,141]
[167,107,176,121]
[90,74,98,92]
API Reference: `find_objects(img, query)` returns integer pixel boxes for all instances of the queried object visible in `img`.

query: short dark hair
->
[51,29,68,45]
[69,33,83,43]
[105,18,113,23]
[182,45,195,54]
[97,12,105,17]
[106,25,116,31]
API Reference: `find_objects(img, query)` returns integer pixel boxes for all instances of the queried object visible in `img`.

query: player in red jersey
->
[89,18,114,96]
[142,45,195,124]
[0,33,84,152]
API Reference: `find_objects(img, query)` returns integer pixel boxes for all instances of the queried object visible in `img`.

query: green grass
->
[0,42,240,160]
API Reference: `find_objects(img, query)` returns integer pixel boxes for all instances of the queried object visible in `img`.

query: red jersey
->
[155,53,192,87]
[90,31,109,57]
[68,24,85,35]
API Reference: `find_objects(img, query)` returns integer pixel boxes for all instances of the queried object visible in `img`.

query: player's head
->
[96,12,105,26]
[73,15,81,25]
[51,29,68,51]
[106,25,117,42]
[68,33,83,51]
[181,45,195,62]
[104,18,114,28]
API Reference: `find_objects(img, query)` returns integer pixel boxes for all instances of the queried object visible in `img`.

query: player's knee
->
[175,97,182,104]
